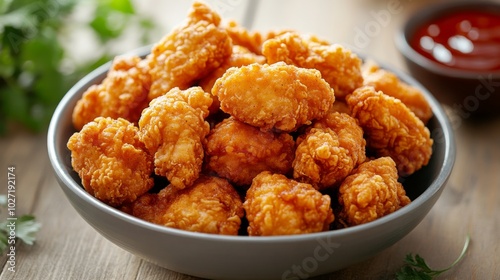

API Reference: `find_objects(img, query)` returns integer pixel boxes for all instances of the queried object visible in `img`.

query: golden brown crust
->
[147,2,232,100]
[72,55,151,131]
[243,171,334,236]
[223,20,266,55]
[205,117,295,186]
[362,60,433,123]
[187,1,222,25]
[138,87,212,189]
[293,112,366,189]
[67,117,154,207]
[262,32,363,99]
[338,157,411,226]
[212,62,335,132]
[346,86,433,176]
[129,175,243,235]
[198,45,266,115]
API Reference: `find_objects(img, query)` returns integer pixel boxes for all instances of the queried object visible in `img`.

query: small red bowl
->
[396,1,500,118]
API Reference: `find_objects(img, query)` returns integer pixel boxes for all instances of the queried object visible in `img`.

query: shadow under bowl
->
[396,1,500,119]
[47,46,455,280]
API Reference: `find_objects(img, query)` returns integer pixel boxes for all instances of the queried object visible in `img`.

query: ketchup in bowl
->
[410,9,500,72]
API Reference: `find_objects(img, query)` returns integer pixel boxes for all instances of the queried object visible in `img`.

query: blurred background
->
[0,0,157,135]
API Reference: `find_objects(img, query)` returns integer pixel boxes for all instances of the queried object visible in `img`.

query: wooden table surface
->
[2,0,500,279]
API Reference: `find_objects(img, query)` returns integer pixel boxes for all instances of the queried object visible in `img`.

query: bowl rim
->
[47,46,456,244]
[396,1,500,79]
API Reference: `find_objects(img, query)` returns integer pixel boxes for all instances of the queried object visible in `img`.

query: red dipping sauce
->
[410,9,500,72]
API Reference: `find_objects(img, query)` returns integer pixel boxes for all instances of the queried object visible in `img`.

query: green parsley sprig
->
[396,235,471,280]
[0,195,42,254]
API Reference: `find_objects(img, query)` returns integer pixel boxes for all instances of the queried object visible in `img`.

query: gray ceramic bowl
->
[47,47,455,280]
[396,1,500,118]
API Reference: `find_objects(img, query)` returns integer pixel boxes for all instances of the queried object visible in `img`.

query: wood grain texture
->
[2,0,500,279]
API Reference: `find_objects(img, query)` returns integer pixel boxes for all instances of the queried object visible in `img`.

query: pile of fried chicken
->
[67,1,433,236]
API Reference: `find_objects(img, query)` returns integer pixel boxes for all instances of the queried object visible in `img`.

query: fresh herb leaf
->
[108,0,135,14]
[396,235,471,280]
[0,195,42,254]
[0,215,41,253]
[14,215,42,245]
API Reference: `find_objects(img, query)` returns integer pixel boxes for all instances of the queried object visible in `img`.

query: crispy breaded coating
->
[205,117,295,186]
[314,112,366,163]
[243,171,334,236]
[199,46,266,93]
[293,112,366,189]
[129,175,243,235]
[223,20,266,55]
[138,87,212,189]
[222,21,300,55]
[362,60,433,123]
[72,55,151,131]
[262,32,363,99]
[300,33,332,46]
[225,26,327,56]
[337,157,411,227]
[187,1,222,24]
[329,100,351,115]
[212,62,335,132]
[198,45,266,115]
[147,2,232,100]
[346,86,433,176]
[67,117,154,207]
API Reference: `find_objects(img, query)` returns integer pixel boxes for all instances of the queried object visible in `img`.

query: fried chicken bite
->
[128,175,243,235]
[212,62,335,132]
[67,117,154,207]
[362,60,433,123]
[262,32,363,99]
[147,1,232,100]
[244,171,334,236]
[187,0,222,24]
[337,157,411,227]
[72,55,151,131]
[293,112,366,189]
[223,20,266,55]
[138,87,212,189]
[346,86,433,176]
[205,117,295,187]
[198,45,266,115]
